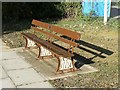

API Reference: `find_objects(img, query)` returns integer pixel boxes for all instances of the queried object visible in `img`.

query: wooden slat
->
[32,19,50,29]
[50,25,81,40]
[31,27,78,47]
[21,33,74,58]
[32,19,81,40]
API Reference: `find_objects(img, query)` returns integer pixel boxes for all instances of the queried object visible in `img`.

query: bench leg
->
[56,56,76,74]
[37,46,42,59]
[36,45,52,60]
[23,36,36,49]
[56,57,64,74]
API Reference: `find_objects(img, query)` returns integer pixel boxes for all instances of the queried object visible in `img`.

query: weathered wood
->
[32,19,81,40]
[21,33,74,58]
[31,27,78,47]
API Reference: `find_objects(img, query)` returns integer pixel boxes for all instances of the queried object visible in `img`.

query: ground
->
[2,17,119,88]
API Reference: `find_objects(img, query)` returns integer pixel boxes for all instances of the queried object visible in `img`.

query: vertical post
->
[104,0,108,25]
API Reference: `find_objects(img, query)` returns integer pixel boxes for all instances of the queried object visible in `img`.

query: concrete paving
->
[0,38,53,89]
[1,78,16,88]
[0,65,8,79]
[2,58,32,71]
[7,68,46,86]
[17,82,53,88]
[1,51,23,60]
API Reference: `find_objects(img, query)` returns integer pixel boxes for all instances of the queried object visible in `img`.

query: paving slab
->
[17,81,53,88]
[2,58,32,71]
[7,68,46,86]
[0,41,2,60]
[1,78,16,88]
[17,49,98,80]
[0,39,2,47]
[16,49,36,59]
[0,61,1,65]
[1,44,10,49]
[0,40,1,47]
[0,79,2,90]
[1,51,23,60]
[0,65,8,79]
[0,56,1,61]
[38,64,98,80]
[0,65,2,79]
[0,40,10,52]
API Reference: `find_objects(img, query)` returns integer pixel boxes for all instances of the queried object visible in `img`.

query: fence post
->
[104,0,108,25]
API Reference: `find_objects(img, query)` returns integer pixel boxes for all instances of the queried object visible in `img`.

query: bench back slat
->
[32,19,50,29]
[50,25,80,40]
[31,27,78,47]
[32,19,81,40]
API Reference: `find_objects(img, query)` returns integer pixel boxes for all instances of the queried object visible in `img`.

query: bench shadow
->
[60,36,114,67]
[52,42,95,69]
[76,40,114,56]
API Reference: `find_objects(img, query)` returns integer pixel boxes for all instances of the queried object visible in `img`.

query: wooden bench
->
[21,19,81,74]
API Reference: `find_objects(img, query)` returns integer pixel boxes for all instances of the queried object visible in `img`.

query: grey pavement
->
[0,38,53,89]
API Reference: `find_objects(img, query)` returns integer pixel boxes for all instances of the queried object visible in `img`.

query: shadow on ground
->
[60,35,114,68]
[46,34,114,69]
[49,37,114,69]
[73,39,114,68]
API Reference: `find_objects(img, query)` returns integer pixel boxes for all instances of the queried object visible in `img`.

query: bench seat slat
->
[21,33,74,58]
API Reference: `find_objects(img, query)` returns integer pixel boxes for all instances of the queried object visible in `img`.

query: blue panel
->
[107,0,111,17]
[93,0,104,17]
[82,0,93,15]
[82,0,111,17]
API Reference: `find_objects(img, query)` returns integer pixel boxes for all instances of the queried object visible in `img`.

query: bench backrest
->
[31,19,81,47]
